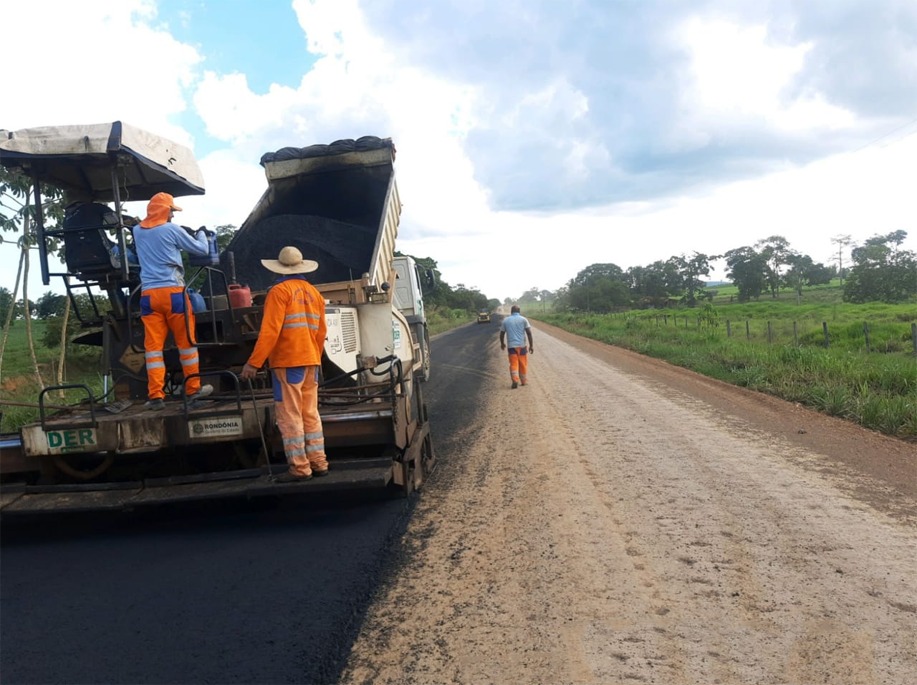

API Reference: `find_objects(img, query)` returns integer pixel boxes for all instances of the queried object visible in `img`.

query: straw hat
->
[261,246,319,274]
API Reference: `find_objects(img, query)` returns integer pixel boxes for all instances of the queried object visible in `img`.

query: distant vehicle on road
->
[477,310,491,324]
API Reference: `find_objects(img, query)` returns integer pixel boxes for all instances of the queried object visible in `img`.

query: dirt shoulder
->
[341,323,917,685]
[538,320,917,513]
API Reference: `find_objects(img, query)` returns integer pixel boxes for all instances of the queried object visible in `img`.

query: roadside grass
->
[1,320,104,433]
[538,299,917,440]
[426,306,477,335]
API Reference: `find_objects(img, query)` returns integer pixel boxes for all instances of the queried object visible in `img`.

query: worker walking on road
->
[132,192,213,410]
[240,246,329,482]
[500,304,534,389]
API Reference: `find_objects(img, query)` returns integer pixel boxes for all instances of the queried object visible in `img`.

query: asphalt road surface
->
[0,320,491,685]
[2,317,915,684]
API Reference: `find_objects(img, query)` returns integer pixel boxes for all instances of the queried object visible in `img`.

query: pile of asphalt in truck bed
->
[224,214,378,292]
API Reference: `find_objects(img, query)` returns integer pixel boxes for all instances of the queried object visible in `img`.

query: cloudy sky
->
[3,0,916,302]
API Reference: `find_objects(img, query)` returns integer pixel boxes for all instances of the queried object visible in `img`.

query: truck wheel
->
[414,325,431,382]
[52,453,114,481]
[422,327,431,381]
[421,430,436,477]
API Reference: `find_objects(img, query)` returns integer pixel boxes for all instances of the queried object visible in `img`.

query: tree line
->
[514,233,916,312]
[397,253,500,314]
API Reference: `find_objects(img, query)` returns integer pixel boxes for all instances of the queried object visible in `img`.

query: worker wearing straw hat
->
[241,246,329,482]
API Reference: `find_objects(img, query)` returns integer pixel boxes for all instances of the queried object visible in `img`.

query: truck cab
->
[393,255,432,380]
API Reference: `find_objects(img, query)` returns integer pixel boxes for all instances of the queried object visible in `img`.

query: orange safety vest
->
[247,276,326,369]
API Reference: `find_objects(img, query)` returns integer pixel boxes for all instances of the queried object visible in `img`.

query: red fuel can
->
[228,283,252,308]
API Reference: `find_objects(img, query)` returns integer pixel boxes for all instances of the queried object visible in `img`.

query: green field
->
[537,285,917,440]
[0,320,104,433]
[3,286,915,439]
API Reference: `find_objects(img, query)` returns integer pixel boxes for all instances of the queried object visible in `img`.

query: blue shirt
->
[132,222,209,289]
[501,312,531,348]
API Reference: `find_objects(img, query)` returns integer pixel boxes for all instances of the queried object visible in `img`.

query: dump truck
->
[0,123,434,515]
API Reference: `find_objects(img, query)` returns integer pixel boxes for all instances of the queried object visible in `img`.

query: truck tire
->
[418,325,431,382]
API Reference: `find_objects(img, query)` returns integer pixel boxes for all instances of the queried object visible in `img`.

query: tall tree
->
[1,167,65,385]
[669,252,712,306]
[783,255,836,302]
[56,297,71,398]
[0,287,14,323]
[724,246,768,302]
[35,291,68,319]
[783,254,814,304]
[755,236,793,298]
[0,259,25,383]
[843,231,917,303]
[567,263,629,312]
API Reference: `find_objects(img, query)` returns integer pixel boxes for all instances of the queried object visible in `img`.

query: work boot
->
[310,457,329,477]
[274,470,312,483]
[511,381,518,389]
[188,384,213,401]
[145,398,165,411]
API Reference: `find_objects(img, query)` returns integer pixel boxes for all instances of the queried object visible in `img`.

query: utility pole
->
[831,234,852,286]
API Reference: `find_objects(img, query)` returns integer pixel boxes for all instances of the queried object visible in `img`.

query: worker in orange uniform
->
[132,192,213,410]
[240,246,328,482]
[499,304,534,388]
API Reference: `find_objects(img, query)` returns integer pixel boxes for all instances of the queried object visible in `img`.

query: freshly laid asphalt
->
[0,319,496,685]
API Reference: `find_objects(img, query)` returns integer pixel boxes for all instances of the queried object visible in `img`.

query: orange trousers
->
[273,366,328,477]
[140,286,201,400]
[507,347,529,385]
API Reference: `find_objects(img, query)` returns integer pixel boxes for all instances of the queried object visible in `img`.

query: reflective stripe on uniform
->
[178,346,199,368]
[283,311,320,330]
[145,352,165,370]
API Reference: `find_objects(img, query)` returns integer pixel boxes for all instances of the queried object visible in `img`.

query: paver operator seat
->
[61,201,124,278]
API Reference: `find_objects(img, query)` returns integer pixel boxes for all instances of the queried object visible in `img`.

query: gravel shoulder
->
[341,323,917,685]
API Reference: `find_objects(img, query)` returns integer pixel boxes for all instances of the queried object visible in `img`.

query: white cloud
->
[676,17,855,133]
[2,0,200,139]
[3,0,916,305]
[403,127,917,299]
[189,0,493,247]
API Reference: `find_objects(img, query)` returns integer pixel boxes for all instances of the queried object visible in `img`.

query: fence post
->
[767,321,773,344]
[823,322,830,348]
[746,321,750,340]
[726,320,731,337]
[912,323,917,357]
[863,321,870,352]
[793,321,798,347]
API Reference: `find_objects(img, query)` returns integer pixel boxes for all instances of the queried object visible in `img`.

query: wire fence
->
[644,314,917,357]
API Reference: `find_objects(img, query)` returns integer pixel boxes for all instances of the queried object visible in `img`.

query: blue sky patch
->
[159,0,315,93]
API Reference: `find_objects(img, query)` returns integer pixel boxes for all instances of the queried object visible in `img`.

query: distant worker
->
[132,192,212,410]
[499,304,534,389]
[240,246,329,482]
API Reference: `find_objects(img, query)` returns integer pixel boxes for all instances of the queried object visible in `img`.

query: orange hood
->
[139,192,182,228]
